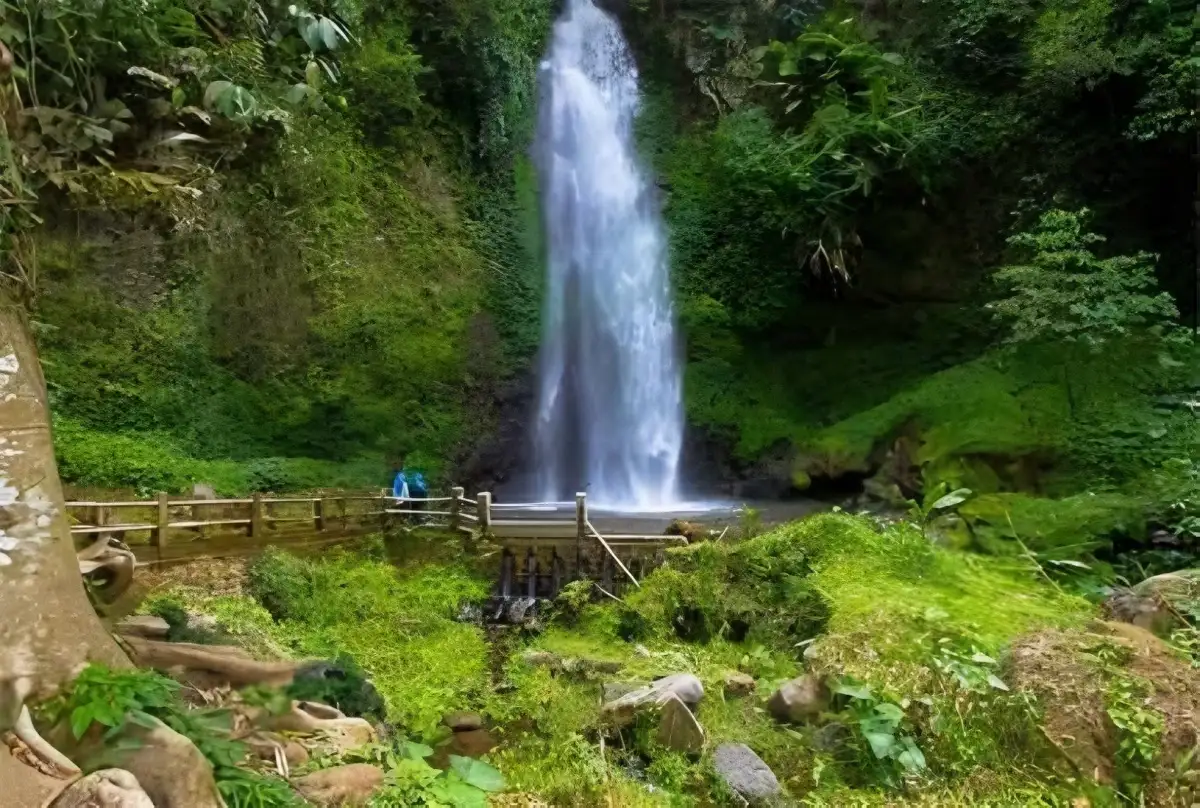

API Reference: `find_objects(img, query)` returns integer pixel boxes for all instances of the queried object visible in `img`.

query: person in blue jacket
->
[391,469,409,499]
[392,464,429,521]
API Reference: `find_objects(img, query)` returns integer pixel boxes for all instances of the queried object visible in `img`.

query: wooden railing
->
[68,488,683,572]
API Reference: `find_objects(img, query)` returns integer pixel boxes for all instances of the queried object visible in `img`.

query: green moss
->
[959,491,1146,556]
[800,513,1092,658]
[237,547,491,738]
[801,358,1057,478]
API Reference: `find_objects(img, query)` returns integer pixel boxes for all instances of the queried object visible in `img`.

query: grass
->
[484,512,1099,804]
[141,513,1125,805]
[147,540,492,739]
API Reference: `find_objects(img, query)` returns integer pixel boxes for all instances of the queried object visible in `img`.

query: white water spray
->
[533,0,683,509]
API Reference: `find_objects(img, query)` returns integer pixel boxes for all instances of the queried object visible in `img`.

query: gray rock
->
[51,769,155,808]
[116,615,170,640]
[192,484,217,500]
[713,743,781,805]
[522,650,561,670]
[456,602,484,624]
[723,672,756,698]
[652,673,704,706]
[602,682,647,703]
[767,675,829,724]
[443,711,483,733]
[185,613,220,633]
[656,693,704,753]
[601,672,704,727]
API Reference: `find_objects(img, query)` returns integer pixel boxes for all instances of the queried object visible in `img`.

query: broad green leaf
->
[70,705,95,738]
[319,18,341,50]
[203,81,233,109]
[970,652,997,665]
[449,756,505,792]
[987,674,1010,691]
[873,702,905,724]
[778,56,799,76]
[431,774,488,808]
[833,681,872,700]
[864,730,895,759]
[930,488,973,511]
[897,737,927,771]
[285,84,311,104]
[401,740,434,759]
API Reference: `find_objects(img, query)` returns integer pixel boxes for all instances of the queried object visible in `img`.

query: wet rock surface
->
[713,743,781,805]
[293,764,385,807]
[767,674,830,724]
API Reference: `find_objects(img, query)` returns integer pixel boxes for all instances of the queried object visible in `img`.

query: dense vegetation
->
[131,514,1199,805]
[4,0,548,493]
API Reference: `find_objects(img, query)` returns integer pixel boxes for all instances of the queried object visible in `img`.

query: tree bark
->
[0,295,127,731]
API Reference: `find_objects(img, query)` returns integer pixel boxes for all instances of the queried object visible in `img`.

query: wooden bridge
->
[68,488,690,600]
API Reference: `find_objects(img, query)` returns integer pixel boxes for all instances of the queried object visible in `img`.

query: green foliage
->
[959,491,1146,556]
[41,665,178,740]
[286,653,387,723]
[834,679,927,780]
[217,769,305,808]
[990,208,1178,349]
[41,663,299,806]
[1105,674,1165,799]
[245,546,491,737]
[339,739,501,807]
[746,16,944,271]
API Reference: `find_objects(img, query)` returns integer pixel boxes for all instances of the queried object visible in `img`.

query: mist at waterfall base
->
[530,0,687,512]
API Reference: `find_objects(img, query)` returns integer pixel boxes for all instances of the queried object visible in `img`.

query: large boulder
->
[1105,569,1200,637]
[442,711,483,733]
[115,616,170,640]
[66,719,225,808]
[293,763,384,807]
[656,693,705,754]
[713,743,781,806]
[50,769,155,808]
[601,673,704,727]
[723,672,756,698]
[766,675,829,724]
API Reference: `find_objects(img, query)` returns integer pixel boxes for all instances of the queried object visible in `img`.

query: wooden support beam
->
[155,492,169,559]
[477,492,492,534]
[250,493,264,538]
[314,498,327,532]
[450,486,464,532]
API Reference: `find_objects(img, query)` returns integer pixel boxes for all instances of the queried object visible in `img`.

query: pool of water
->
[486,498,827,536]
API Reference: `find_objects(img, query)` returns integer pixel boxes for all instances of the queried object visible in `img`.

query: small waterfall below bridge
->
[532,0,683,510]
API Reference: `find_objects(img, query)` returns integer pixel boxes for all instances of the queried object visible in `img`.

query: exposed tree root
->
[13,706,78,777]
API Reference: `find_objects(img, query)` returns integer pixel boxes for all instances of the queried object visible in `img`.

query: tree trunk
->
[0,295,127,730]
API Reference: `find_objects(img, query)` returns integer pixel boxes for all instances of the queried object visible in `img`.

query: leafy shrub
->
[244,547,490,737]
[246,548,312,622]
[40,665,179,740]
[287,655,386,724]
[344,740,503,808]
[41,664,299,807]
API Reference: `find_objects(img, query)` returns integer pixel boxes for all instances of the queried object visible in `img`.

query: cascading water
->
[533,0,683,510]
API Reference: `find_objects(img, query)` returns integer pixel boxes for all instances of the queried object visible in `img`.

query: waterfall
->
[532,0,683,510]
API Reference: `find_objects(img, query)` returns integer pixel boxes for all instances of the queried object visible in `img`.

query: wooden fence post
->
[477,492,491,534]
[576,492,587,577]
[450,486,464,532]
[314,497,326,532]
[250,493,264,538]
[155,492,169,556]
